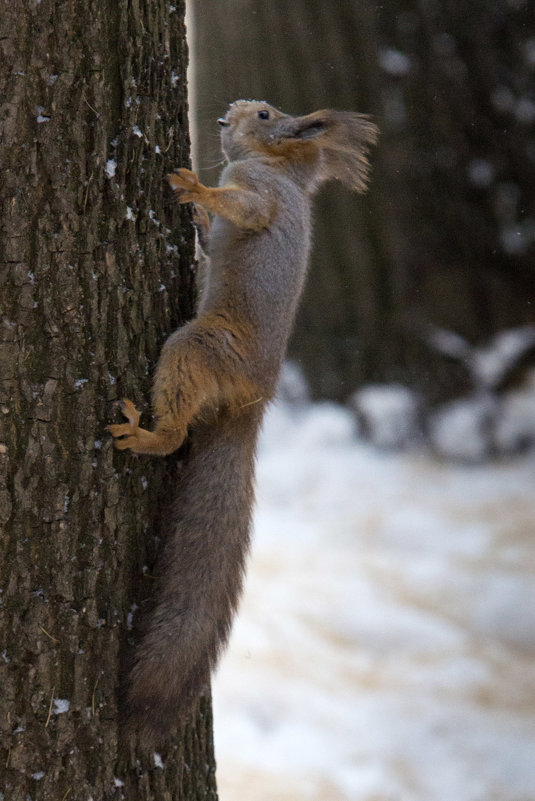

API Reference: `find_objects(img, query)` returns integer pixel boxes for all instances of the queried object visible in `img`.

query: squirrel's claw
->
[167,169,203,204]
[116,398,140,427]
[107,398,185,456]
[167,168,200,191]
[107,398,142,449]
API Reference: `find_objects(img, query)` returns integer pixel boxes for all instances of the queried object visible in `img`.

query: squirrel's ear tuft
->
[288,113,330,141]
[318,111,379,193]
[289,110,379,193]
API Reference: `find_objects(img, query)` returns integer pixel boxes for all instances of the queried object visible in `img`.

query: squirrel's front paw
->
[107,398,185,456]
[167,168,203,203]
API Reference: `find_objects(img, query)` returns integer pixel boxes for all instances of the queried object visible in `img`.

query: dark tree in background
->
[192,0,535,402]
[0,1,217,799]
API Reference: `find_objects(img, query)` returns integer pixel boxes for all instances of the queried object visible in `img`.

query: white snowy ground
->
[212,398,535,801]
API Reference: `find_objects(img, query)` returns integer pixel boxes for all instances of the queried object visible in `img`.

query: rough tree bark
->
[192,0,535,402]
[0,1,217,799]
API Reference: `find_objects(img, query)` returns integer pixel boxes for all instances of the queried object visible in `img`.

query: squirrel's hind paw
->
[107,398,143,450]
[107,398,185,456]
[115,398,140,426]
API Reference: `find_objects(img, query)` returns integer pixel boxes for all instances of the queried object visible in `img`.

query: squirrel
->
[108,100,378,741]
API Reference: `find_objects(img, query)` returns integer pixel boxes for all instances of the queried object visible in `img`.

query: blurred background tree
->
[190,0,535,404]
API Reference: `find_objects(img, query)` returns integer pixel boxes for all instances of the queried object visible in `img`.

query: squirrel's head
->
[218,100,379,193]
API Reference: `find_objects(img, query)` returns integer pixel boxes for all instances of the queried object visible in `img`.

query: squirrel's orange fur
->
[108,100,378,742]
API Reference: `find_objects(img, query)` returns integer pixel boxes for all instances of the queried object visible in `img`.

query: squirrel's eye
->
[257,110,270,120]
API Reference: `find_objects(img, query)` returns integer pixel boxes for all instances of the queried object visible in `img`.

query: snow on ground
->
[212,399,535,801]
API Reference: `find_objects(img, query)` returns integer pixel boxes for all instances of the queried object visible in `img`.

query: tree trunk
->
[0,1,217,799]
[191,0,535,402]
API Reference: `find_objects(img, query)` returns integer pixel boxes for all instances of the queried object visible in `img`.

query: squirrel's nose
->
[217,118,230,127]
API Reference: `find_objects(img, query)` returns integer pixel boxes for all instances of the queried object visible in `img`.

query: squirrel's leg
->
[107,331,200,457]
[108,319,262,457]
[168,169,276,231]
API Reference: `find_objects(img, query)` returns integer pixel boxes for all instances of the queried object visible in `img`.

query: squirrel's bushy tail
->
[126,408,261,742]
